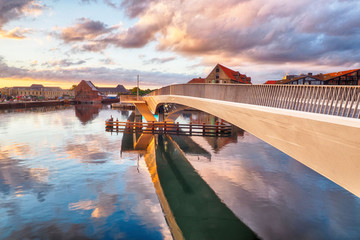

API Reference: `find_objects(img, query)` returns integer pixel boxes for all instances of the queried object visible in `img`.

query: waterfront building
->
[205,64,251,84]
[266,68,360,85]
[74,80,103,103]
[74,80,129,103]
[1,84,74,99]
[97,85,130,96]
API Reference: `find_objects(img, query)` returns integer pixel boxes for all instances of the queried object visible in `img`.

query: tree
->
[70,85,77,90]
[129,87,155,96]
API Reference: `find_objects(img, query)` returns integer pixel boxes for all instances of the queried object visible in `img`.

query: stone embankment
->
[0,100,70,110]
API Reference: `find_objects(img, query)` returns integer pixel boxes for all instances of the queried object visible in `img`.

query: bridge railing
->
[148,84,360,119]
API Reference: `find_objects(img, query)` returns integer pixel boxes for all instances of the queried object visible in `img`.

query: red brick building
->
[75,80,103,103]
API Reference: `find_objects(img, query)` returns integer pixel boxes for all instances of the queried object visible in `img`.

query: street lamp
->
[137,74,139,100]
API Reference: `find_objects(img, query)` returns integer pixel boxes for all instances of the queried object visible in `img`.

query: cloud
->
[0,56,189,87]
[120,0,156,18]
[57,0,360,69]
[144,56,176,64]
[42,59,86,67]
[79,0,97,4]
[55,4,174,51]
[0,0,45,38]
[0,27,32,39]
[59,18,114,43]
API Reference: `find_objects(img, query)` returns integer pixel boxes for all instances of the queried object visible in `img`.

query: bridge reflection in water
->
[122,126,258,239]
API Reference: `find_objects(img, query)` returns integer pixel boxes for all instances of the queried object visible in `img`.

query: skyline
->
[1,0,360,89]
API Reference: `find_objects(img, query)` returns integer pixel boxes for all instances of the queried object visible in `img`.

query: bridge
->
[138,84,360,197]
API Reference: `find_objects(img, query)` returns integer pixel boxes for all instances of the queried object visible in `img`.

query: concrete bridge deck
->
[141,84,360,197]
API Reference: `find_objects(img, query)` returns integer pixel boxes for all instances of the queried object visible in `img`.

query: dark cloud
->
[144,56,176,64]
[0,0,44,38]
[59,18,113,43]
[115,0,360,67]
[120,0,155,18]
[103,0,119,9]
[56,13,173,51]
[42,59,86,67]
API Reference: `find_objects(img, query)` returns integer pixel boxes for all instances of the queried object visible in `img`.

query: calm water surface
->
[0,105,359,240]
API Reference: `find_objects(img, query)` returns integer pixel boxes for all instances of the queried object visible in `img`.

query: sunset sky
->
[0,0,360,89]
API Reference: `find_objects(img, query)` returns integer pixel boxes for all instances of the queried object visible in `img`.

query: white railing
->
[149,84,360,119]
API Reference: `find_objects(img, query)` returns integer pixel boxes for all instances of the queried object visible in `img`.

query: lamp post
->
[137,74,139,100]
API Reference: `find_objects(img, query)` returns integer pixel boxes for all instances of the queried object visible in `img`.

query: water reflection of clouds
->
[121,156,173,240]
[65,134,120,163]
[3,221,93,240]
[1,107,171,239]
[188,134,360,240]
[1,143,34,159]
[0,152,52,201]
[69,194,118,218]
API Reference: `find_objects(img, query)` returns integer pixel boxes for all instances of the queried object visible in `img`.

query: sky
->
[0,0,360,89]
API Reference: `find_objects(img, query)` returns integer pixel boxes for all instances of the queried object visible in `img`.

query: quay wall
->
[0,100,68,110]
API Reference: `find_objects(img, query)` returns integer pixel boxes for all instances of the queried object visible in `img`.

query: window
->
[216,68,219,72]
[216,75,219,79]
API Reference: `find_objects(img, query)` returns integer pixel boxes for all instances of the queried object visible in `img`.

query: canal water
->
[0,104,359,240]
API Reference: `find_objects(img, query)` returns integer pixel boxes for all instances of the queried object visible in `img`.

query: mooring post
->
[177,122,180,134]
[127,120,130,129]
[202,122,205,135]
[189,122,192,135]
[116,118,119,131]
[152,121,155,133]
[216,121,219,136]
[164,121,167,133]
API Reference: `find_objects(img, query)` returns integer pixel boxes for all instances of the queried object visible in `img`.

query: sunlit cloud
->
[0,27,32,39]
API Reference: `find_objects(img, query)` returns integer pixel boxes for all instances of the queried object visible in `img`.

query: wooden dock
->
[105,120,232,137]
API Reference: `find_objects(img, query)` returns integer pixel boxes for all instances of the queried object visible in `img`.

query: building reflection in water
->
[181,110,244,153]
[120,118,258,239]
[75,104,102,124]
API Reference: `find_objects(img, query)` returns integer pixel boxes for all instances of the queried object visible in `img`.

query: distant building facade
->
[266,69,360,85]
[205,64,251,84]
[74,80,129,103]
[75,80,103,103]
[0,84,74,99]
[97,85,130,96]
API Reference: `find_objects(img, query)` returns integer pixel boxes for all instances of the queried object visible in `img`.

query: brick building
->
[74,80,103,103]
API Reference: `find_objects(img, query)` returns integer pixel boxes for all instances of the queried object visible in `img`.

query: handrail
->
[147,84,360,119]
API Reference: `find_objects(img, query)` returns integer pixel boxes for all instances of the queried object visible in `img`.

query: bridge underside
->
[144,95,360,198]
